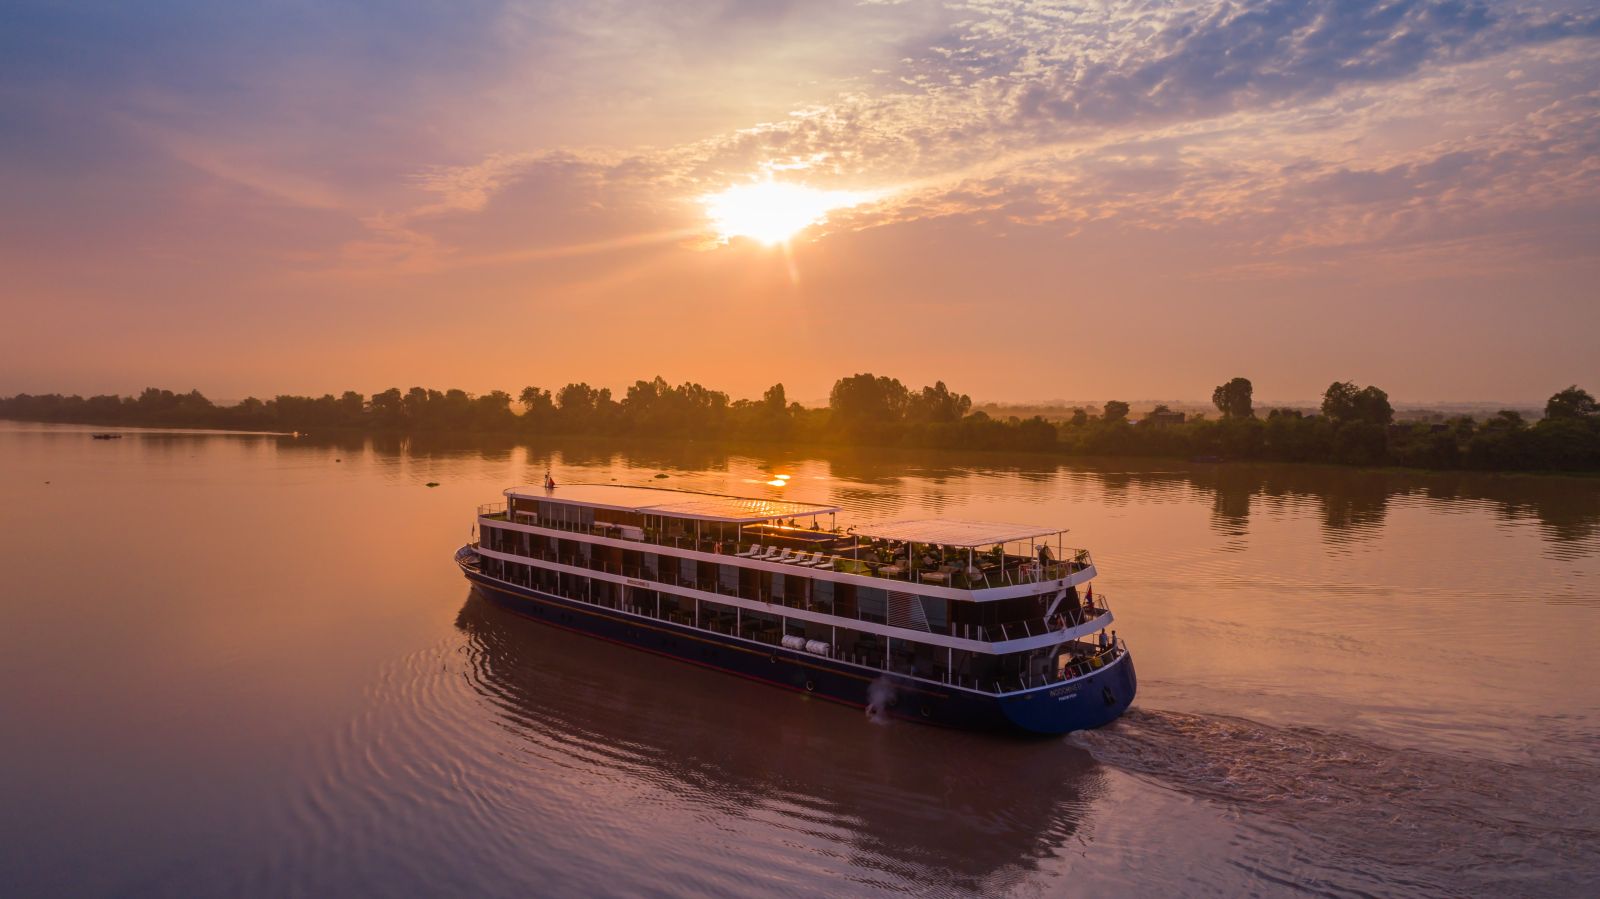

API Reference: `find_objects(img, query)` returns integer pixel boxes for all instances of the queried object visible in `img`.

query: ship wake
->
[1072,707,1600,898]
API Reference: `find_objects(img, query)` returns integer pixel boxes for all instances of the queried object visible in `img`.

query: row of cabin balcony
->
[473,553,1125,694]
[478,501,1093,592]
[477,523,1110,643]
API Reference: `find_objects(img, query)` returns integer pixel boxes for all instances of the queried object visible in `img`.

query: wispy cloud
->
[349,0,1600,273]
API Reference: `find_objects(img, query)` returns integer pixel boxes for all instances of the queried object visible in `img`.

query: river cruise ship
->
[455,482,1135,734]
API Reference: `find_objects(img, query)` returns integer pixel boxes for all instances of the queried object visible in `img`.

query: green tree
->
[1322,382,1359,422]
[370,388,406,427]
[1102,400,1130,424]
[907,381,971,423]
[1211,377,1254,419]
[829,374,910,425]
[338,391,366,424]
[519,386,554,414]
[1484,410,1525,431]
[1322,382,1393,426]
[557,382,613,431]
[1015,416,1058,451]
[1545,385,1597,420]
[762,383,787,414]
[472,390,515,429]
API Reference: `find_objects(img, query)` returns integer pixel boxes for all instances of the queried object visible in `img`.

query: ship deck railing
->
[476,551,1128,695]
[473,539,1111,644]
[478,503,1092,590]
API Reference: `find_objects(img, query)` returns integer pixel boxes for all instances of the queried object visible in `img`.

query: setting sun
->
[700,180,871,245]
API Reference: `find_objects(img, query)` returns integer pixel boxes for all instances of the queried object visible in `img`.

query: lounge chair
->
[793,551,821,566]
[805,553,832,568]
[761,546,782,561]
[775,549,796,563]
[738,544,762,558]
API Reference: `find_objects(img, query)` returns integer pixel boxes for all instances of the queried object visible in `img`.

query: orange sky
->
[2,1,1598,404]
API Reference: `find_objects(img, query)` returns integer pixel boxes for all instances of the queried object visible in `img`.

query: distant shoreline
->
[5,377,1597,474]
[11,415,1600,482]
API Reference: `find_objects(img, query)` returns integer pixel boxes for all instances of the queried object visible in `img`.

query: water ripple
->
[1073,708,1600,898]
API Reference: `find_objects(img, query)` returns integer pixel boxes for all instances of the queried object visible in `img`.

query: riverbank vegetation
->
[3,377,1598,472]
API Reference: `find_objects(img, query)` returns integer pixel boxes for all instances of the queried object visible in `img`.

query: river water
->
[1,422,1596,897]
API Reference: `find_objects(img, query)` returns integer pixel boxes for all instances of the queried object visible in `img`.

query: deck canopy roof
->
[851,518,1065,547]
[504,483,839,524]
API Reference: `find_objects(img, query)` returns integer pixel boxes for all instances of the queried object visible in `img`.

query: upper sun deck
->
[852,518,1067,548]
[485,483,1091,594]
[503,483,840,524]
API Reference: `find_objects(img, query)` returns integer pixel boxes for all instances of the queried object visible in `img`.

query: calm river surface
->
[2,421,1597,897]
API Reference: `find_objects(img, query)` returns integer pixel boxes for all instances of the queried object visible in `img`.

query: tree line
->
[2,375,1598,472]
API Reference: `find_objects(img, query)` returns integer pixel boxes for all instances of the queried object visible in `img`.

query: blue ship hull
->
[458,556,1135,736]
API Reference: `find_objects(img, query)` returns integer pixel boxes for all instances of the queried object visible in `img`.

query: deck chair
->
[761,546,782,560]
[775,549,796,563]
[804,552,831,568]
[738,544,762,558]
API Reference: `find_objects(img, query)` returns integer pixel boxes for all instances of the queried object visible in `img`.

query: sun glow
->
[700,180,871,245]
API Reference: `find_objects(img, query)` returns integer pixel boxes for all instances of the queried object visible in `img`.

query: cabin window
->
[812,578,834,614]
[919,596,948,633]
[857,586,888,624]
[595,509,644,528]
[797,619,830,643]
[740,609,780,644]
[836,627,882,666]
[659,593,686,623]
[542,502,595,531]
[543,502,567,528]
[678,556,697,588]
[697,560,718,590]
[834,583,857,618]
[718,564,741,596]
[887,639,919,676]
[739,567,761,600]
[699,600,736,633]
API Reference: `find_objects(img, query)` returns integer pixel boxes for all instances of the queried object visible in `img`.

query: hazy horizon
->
[0,375,1574,407]
[3,1,1597,403]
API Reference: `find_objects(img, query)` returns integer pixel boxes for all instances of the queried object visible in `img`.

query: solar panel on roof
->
[501,483,839,523]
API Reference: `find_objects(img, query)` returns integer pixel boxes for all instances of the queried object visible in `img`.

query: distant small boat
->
[90,433,123,440]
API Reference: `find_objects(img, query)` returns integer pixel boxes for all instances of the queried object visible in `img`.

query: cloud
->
[7,0,1600,298]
